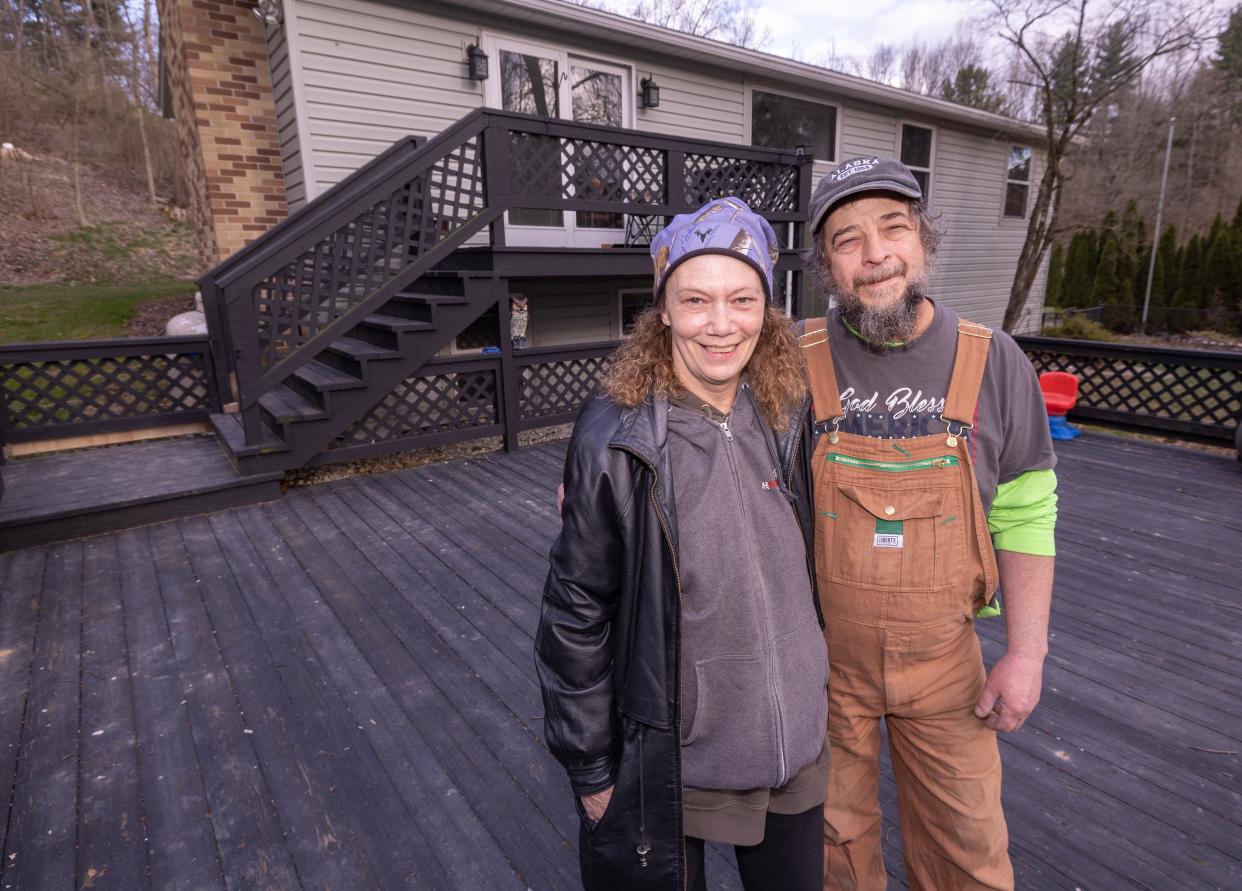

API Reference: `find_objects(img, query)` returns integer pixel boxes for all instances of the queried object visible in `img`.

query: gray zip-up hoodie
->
[668,383,828,791]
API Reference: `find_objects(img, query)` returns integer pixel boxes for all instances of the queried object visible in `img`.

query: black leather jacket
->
[535,388,818,890]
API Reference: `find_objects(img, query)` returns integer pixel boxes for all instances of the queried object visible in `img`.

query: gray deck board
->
[0,435,282,551]
[0,431,1239,889]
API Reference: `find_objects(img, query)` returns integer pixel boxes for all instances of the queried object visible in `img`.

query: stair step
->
[210,412,290,458]
[291,359,364,392]
[326,336,403,362]
[259,386,328,423]
[361,313,435,332]
[392,290,468,306]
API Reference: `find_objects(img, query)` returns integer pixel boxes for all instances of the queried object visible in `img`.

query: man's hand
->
[557,483,565,519]
[977,550,1054,733]
[974,652,1044,732]
[580,786,613,822]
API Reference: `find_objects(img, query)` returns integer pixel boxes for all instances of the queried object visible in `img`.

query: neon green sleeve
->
[987,469,1058,556]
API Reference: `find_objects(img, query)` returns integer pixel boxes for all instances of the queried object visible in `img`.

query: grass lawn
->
[0,280,197,343]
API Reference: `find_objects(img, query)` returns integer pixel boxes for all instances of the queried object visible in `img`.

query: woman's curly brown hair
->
[602,300,808,430]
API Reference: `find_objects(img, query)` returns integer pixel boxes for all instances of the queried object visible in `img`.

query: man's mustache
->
[854,262,906,287]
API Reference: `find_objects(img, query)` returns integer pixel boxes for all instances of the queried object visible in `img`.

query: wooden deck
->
[0,435,282,552]
[0,432,1238,890]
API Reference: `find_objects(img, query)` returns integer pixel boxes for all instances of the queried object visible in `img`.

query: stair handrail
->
[206,111,502,442]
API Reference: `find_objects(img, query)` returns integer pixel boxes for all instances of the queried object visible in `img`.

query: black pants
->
[685,805,823,891]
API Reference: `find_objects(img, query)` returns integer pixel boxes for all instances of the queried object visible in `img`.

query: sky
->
[588,0,983,68]
[588,0,1237,75]
[752,0,975,64]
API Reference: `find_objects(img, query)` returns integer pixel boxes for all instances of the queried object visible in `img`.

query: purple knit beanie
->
[650,197,780,300]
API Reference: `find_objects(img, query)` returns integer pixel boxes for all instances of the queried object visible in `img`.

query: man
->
[800,157,1057,891]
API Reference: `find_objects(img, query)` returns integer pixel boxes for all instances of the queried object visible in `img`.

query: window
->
[899,124,933,197]
[500,48,562,227]
[1004,146,1032,218]
[617,289,652,337]
[570,61,626,230]
[751,90,836,162]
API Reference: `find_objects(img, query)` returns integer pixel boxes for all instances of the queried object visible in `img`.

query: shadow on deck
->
[0,433,1238,889]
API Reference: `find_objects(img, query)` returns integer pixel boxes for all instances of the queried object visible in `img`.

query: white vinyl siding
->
[805,100,897,197]
[288,0,745,193]
[518,281,617,346]
[633,65,745,143]
[294,0,482,192]
[264,22,304,208]
[926,128,1046,331]
[840,102,898,159]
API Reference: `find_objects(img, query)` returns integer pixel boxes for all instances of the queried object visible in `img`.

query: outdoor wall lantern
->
[251,0,283,26]
[467,44,489,81]
[640,77,660,109]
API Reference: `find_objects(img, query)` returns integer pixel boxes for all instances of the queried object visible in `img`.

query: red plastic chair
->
[1039,371,1079,417]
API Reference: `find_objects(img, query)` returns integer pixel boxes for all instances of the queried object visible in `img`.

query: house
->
[155,0,1051,474]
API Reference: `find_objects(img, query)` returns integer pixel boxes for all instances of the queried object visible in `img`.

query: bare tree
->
[38,0,93,226]
[143,0,156,105]
[120,1,156,204]
[989,0,1217,331]
[608,0,771,49]
[866,43,897,83]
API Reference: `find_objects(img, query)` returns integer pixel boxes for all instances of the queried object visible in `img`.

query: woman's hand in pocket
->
[580,786,613,823]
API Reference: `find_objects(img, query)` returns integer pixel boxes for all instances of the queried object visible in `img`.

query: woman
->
[535,198,829,891]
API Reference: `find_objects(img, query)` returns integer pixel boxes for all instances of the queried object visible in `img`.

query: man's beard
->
[828,262,928,350]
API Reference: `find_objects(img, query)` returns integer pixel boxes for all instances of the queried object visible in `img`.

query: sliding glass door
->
[483,36,632,247]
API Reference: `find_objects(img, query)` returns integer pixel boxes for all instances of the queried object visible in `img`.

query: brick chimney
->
[158,0,287,267]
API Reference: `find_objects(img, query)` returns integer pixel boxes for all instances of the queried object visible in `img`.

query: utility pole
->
[1141,118,1175,335]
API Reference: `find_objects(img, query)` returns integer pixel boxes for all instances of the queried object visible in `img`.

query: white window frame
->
[1002,144,1033,221]
[480,33,569,115]
[896,121,935,201]
[744,82,841,165]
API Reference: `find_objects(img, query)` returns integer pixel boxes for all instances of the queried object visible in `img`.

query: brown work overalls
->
[800,318,1014,891]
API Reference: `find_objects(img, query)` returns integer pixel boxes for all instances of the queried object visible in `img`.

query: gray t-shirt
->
[814,301,1055,513]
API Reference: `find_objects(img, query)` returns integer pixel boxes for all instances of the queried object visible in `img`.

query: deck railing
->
[0,336,220,447]
[1016,336,1242,442]
[315,341,618,465]
[2,333,1237,472]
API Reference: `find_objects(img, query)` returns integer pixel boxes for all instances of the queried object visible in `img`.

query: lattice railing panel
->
[683,154,800,213]
[510,133,667,205]
[251,135,485,367]
[2,353,212,431]
[520,355,612,419]
[332,368,499,448]
[1025,350,1241,431]
[509,133,562,199]
[562,139,665,204]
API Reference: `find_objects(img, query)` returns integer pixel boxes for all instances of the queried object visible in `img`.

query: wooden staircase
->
[209,273,498,476]
[199,111,504,476]
[197,109,809,477]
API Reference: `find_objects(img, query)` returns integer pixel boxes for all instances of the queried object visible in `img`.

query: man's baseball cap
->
[651,197,780,300]
[808,156,923,235]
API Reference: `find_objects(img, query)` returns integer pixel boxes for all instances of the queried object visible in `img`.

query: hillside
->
[0,143,200,341]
